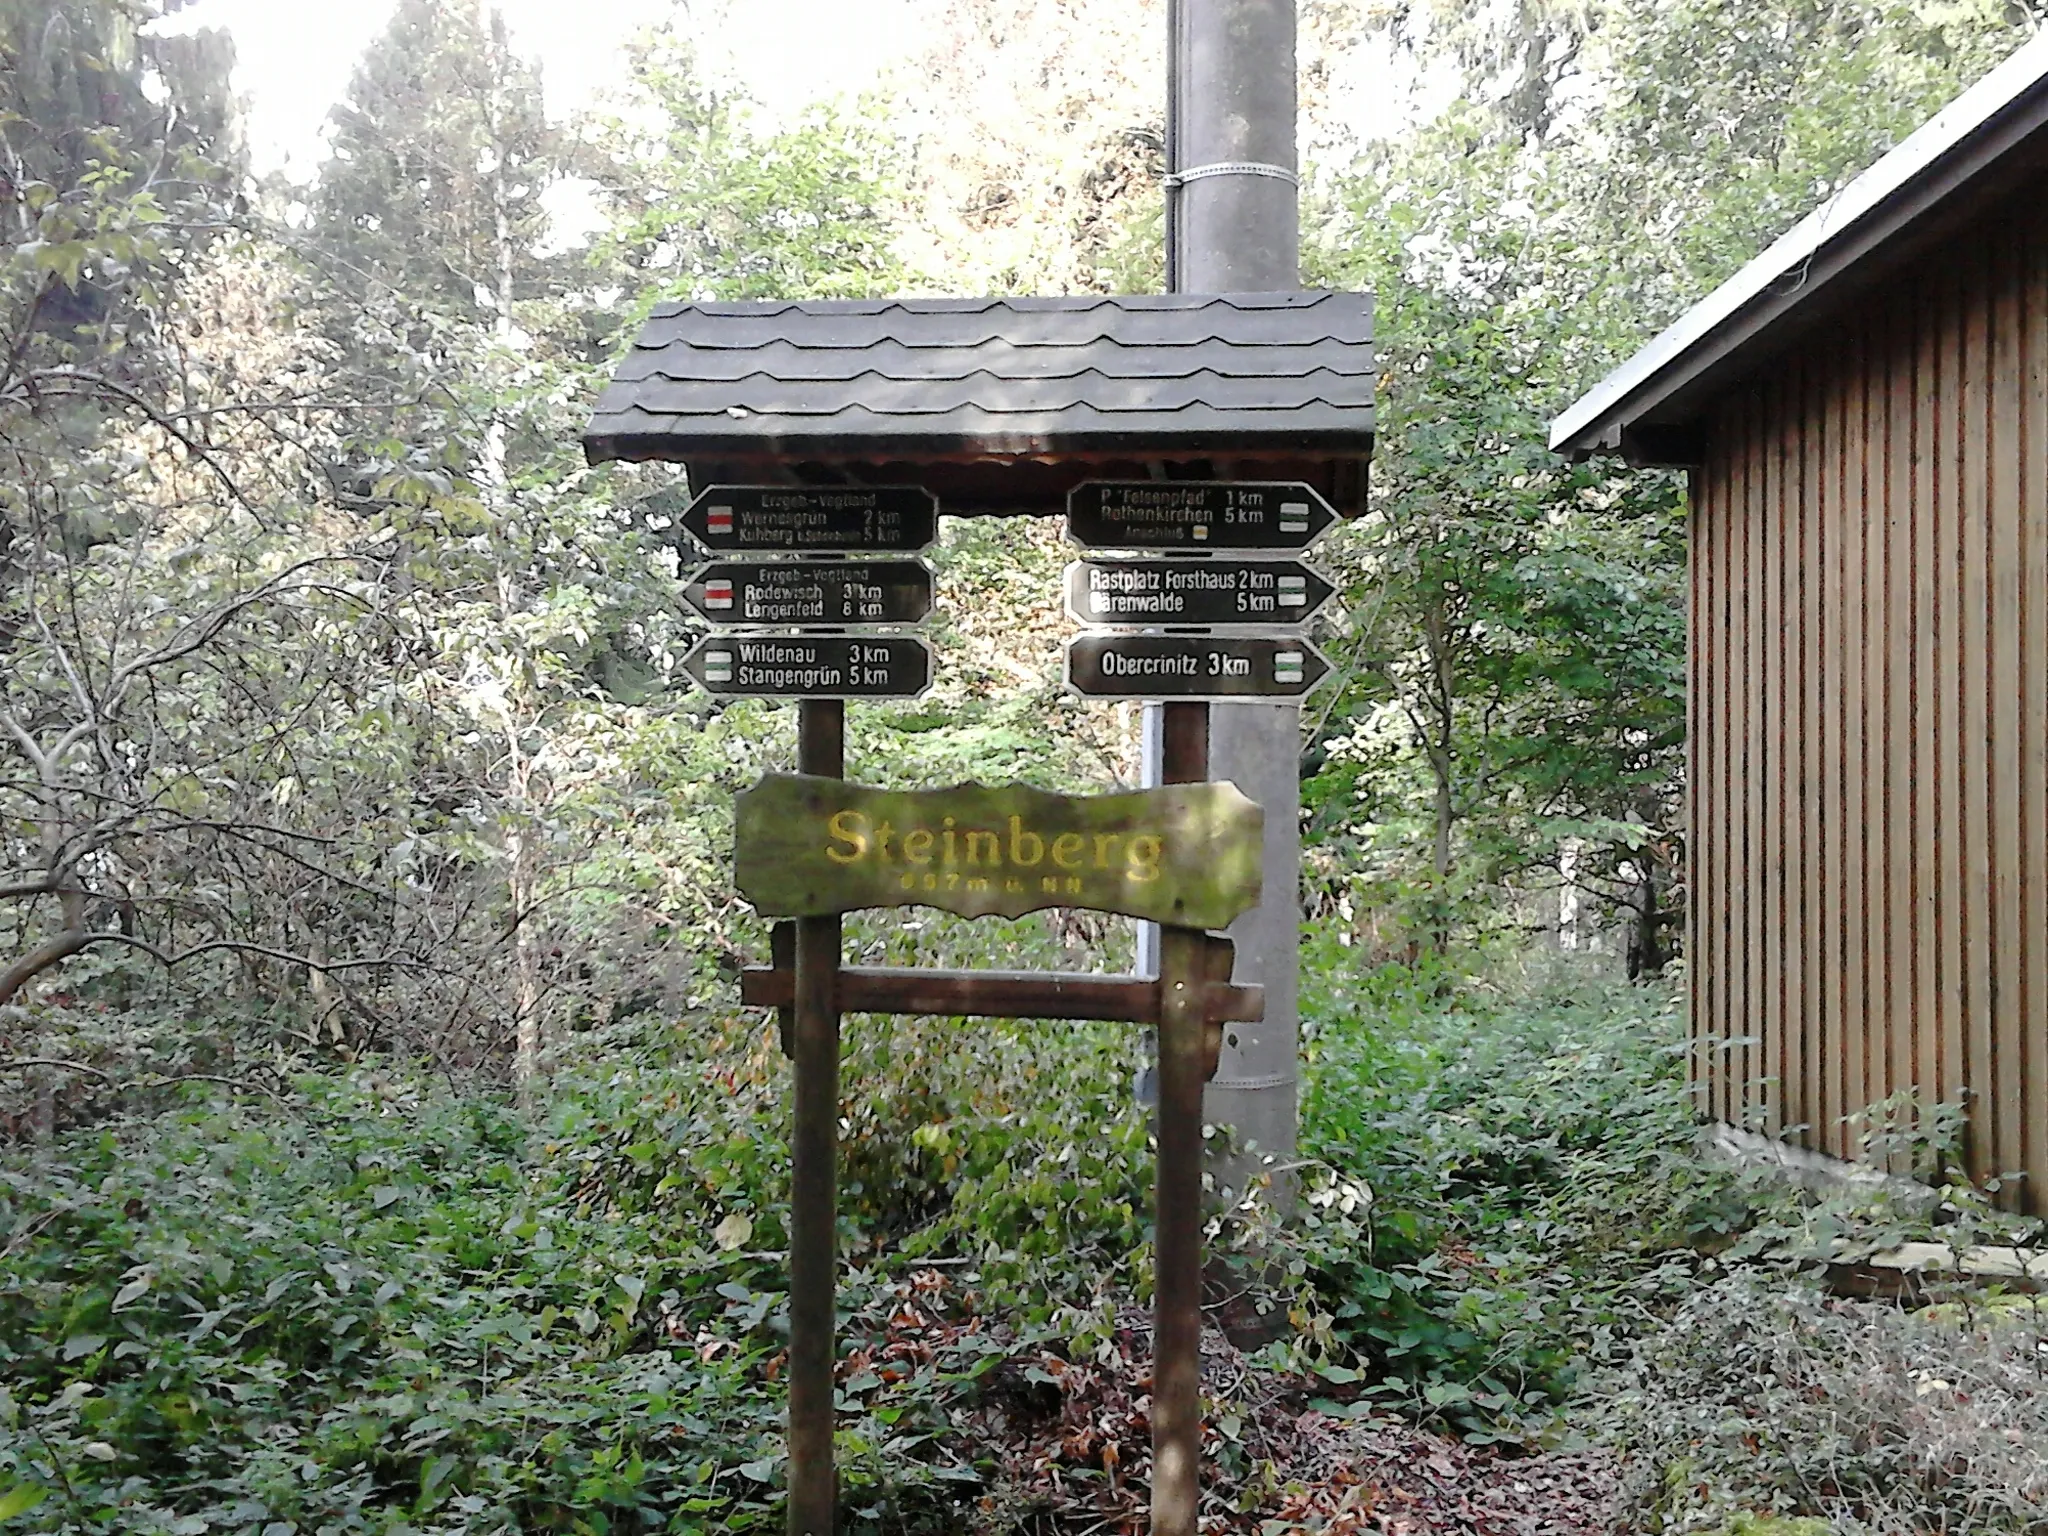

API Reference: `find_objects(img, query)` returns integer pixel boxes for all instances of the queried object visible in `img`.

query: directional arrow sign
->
[1066,481,1337,553]
[1064,558,1335,628]
[684,559,934,628]
[684,634,932,699]
[681,485,937,554]
[1065,633,1333,700]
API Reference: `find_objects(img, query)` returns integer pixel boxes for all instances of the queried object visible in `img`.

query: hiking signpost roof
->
[586,291,1372,509]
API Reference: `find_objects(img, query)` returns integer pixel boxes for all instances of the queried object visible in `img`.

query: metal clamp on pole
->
[1162,160,1300,188]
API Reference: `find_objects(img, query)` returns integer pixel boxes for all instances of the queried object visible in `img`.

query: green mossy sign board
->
[734,774,1263,928]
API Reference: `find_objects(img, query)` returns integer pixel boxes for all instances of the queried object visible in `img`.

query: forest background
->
[3,2,2046,1533]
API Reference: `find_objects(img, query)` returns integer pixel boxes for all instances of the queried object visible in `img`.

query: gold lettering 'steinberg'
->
[733,774,1263,926]
[825,810,1163,882]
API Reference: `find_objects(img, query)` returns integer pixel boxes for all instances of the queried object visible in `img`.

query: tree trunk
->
[480,5,514,495]
[1420,600,1455,953]
[480,8,543,1098]
[27,746,83,1138]
[1628,854,1668,980]
[507,813,543,1094]
[1558,838,1582,951]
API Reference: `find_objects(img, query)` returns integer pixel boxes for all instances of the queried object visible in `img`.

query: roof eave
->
[1550,31,2048,462]
[585,422,1376,466]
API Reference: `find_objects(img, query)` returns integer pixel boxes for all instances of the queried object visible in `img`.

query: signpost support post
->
[734,732,1266,1536]
[709,496,1281,1536]
[1151,700,1209,1536]
[788,699,843,1536]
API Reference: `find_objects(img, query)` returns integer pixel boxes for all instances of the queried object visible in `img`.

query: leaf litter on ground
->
[849,1268,1618,1534]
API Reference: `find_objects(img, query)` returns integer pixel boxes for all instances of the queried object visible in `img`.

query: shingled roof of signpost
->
[582,292,1374,514]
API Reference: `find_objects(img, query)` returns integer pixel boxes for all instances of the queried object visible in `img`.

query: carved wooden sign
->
[734,774,1263,929]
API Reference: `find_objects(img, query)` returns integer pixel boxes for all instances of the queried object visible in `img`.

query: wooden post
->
[737,700,1258,1536]
[1151,699,1209,1536]
[788,699,843,1536]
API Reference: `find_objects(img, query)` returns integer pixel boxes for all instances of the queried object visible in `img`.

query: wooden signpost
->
[736,710,1264,1536]
[736,775,1261,927]
[1066,479,1336,553]
[682,478,1324,1536]
[680,484,938,554]
[1066,632,1333,700]
[1061,480,1339,710]
[682,635,933,699]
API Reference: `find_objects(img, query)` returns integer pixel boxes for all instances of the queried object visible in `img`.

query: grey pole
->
[1164,0,1302,1214]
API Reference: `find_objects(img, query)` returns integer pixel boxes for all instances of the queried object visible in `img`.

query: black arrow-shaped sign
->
[1064,633,1333,699]
[1063,558,1335,628]
[680,485,937,554]
[683,560,935,628]
[683,634,933,699]
[1066,481,1338,553]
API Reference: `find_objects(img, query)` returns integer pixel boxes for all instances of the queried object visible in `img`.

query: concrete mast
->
[1165,0,1302,1210]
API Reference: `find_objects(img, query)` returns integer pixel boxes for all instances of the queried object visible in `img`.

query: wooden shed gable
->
[1692,189,2047,1212]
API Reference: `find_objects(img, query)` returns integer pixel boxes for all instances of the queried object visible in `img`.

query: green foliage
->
[0,893,1163,1532]
[1307,0,2041,960]
[0,1045,1001,1533]
[309,0,561,322]
[2,0,946,1097]
[12,3,2048,1524]
[1,0,240,394]
[0,0,239,199]
[1571,0,2046,309]
[8,950,2033,1528]
[1307,109,1692,957]
[590,36,911,309]
[1280,954,1730,1434]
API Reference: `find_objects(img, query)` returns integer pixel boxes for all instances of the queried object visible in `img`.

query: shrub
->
[0,967,1159,1535]
[1605,1271,2048,1534]
[1278,950,1731,1434]
[0,1062,985,1533]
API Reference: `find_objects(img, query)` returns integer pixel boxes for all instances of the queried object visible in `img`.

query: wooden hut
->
[1551,35,2048,1213]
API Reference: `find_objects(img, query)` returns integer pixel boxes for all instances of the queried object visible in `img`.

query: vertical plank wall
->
[1691,196,2047,1214]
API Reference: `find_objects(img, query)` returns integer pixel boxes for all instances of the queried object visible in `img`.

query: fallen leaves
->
[840,1272,1619,1534]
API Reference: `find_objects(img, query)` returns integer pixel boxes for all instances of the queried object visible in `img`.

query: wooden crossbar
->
[741,960,1263,1026]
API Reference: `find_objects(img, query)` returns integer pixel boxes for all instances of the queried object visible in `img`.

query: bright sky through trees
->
[158,0,925,175]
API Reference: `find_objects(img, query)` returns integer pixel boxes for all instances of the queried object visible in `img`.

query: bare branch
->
[0,713,50,774]
[0,1057,284,1102]
[0,1057,115,1082]
[0,928,102,1006]
[143,938,418,975]
[25,370,267,521]
[101,564,359,712]
[0,927,427,1008]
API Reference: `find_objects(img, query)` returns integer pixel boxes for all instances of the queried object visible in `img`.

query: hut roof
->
[1550,29,2048,466]
[582,291,1374,513]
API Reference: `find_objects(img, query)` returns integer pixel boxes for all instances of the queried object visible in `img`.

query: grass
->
[1606,1274,2048,1534]
[1284,946,1727,1432]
